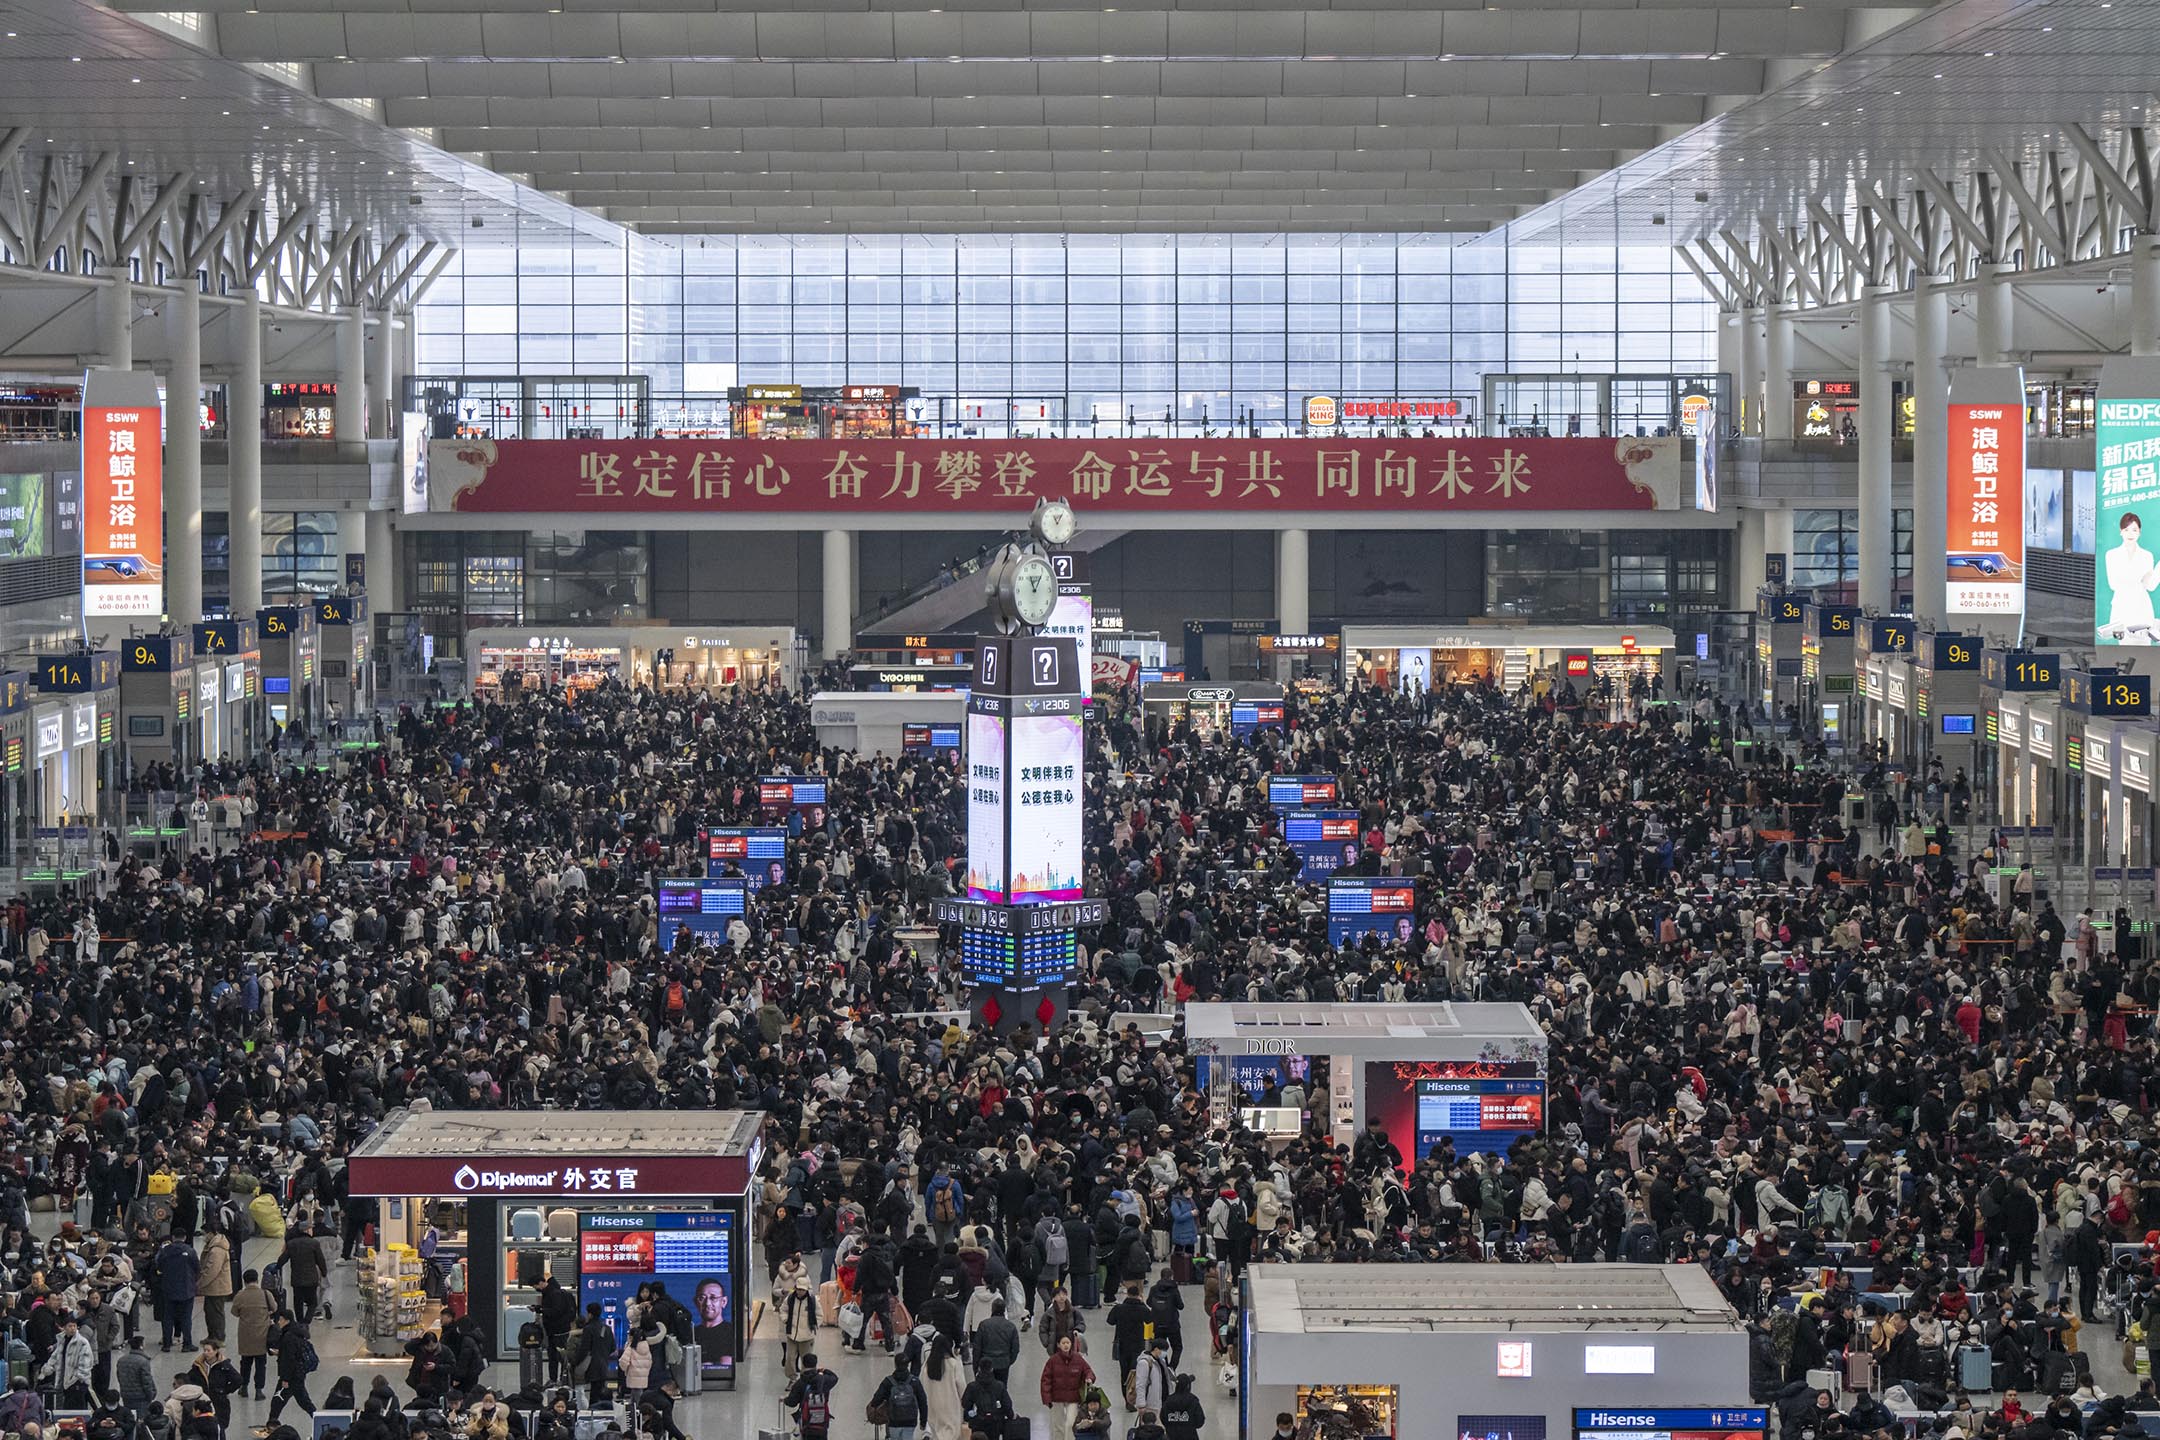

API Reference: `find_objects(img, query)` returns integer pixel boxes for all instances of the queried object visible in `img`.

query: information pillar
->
[940,633,1100,1034]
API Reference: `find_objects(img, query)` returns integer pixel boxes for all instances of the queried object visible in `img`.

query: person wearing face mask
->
[464,1392,510,1440]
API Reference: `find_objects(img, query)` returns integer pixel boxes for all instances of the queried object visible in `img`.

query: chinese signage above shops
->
[344,1152,752,1199]
[429,436,1686,515]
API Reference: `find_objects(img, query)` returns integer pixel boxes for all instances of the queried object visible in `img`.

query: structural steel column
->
[1277,528,1310,636]
[229,288,264,617]
[1911,277,1950,629]
[164,283,203,624]
[1857,287,1894,614]
[822,528,853,661]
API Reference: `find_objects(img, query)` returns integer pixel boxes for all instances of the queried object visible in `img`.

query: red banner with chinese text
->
[429,436,1684,514]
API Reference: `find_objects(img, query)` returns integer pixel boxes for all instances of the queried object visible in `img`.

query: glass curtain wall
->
[415,235,1713,433]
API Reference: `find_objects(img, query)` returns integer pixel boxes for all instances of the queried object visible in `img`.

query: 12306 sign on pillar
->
[80,368,165,618]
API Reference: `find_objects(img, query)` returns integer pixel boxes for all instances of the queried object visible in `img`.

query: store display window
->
[1295,1384,1399,1440]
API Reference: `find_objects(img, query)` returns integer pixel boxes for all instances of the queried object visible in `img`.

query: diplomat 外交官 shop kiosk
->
[343,1108,762,1388]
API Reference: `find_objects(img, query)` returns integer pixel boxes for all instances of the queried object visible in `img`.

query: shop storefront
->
[258,605,323,731]
[1138,681,1286,741]
[1994,694,2063,900]
[1342,624,1676,697]
[344,1108,763,1383]
[469,626,797,696]
[194,619,263,759]
[1799,603,1858,745]
[1185,1002,1546,1159]
[810,691,967,756]
[264,382,338,439]
[1240,1264,1751,1440]
[726,384,920,439]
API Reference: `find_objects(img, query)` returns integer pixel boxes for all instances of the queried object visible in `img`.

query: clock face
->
[1038,500,1077,545]
[1013,556,1059,625]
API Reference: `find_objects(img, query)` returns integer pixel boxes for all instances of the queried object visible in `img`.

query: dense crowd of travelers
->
[0,669,2152,1440]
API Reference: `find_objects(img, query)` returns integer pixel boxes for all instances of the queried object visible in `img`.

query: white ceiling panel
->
[14,0,2043,237]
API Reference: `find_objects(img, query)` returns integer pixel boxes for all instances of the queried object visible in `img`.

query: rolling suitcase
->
[679,1343,702,1396]
[1957,1345,1992,1392]
[510,1208,545,1242]
[817,1280,841,1327]
[546,1209,579,1242]
[549,1254,579,1286]
[1844,1351,1876,1393]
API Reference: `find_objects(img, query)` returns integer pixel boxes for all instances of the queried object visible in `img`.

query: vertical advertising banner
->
[80,369,165,617]
[2096,358,2160,646]
[1008,713,1083,901]
[1945,367,2027,617]
[964,710,1008,902]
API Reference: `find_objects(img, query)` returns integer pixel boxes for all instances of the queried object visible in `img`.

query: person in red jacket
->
[1039,1333,1097,1440]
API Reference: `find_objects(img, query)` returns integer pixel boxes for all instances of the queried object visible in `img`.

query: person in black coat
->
[1161,1374,1206,1440]
[266,1317,318,1424]
[1106,1284,1152,1395]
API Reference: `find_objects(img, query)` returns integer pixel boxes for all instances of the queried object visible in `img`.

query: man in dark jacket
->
[278,1227,331,1326]
[1161,1374,1206,1440]
[571,1304,617,1409]
[155,1234,202,1351]
[1107,1284,1152,1397]
[536,1276,579,1382]
[972,1299,1022,1381]
[960,1366,1015,1439]
[265,1316,317,1426]
[899,1225,941,1314]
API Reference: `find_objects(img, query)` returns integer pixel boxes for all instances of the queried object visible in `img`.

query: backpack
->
[932,1186,957,1223]
[1626,1225,1661,1264]
[2109,1190,2132,1228]
[800,1382,831,1434]
[666,982,685,1013]
[1225,1200,1248,1235]
[884,1379,920,1428]
[300,1339,320,1375]
[1042,1227,1068,1267]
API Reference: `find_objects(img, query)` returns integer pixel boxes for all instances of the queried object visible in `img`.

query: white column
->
[1911,276,1951,629]
[1977,264,2016,365]
[367,310,396,440]
[1857,286,1894,614]
[2133,237,2160,358]
[822,528,852,660]
[1763,507,1796,577]
[1734,308,1759,437]
[98,278,132,370]
[229,288,264,617]
[335,508,366,592]
[335,309,366,443]
[1277,527,1310,634]
[164,283,203,624]
[365,508,396,610]
[1763,309,1794,442]
[1735,509,1768,601]
[1716,311,1740,414]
